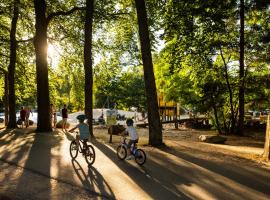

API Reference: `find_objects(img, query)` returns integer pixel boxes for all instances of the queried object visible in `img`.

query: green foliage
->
[155,0,270,133]
[0,0,269,133]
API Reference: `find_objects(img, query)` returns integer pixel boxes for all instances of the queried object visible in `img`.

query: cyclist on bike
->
[69,114,90,148]
[121,118,139,160]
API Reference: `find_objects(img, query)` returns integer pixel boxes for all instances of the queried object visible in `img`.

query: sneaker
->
[125,155,134,160]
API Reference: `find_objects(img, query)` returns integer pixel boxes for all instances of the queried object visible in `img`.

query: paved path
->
[1,128,270,200]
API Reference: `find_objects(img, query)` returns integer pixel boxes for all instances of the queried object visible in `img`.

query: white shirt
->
[126,126,138,140]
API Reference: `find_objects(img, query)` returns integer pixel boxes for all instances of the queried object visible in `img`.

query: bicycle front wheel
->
[116,145,127,160]
[134,149,146,165]
[70,141,78,159]
[85,145,95,166]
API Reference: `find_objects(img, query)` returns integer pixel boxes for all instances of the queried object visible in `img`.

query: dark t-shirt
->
[20,109,26,120]
[62,108,68,118]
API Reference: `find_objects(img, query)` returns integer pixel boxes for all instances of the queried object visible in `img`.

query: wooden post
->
[108,125,113,143]
[263,115,270,161]
[174,105,178,129]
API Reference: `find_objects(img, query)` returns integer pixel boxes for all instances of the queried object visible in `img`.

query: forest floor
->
[0,124,270,200]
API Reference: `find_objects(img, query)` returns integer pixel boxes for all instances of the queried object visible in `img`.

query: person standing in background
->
[61,104,68,131]
[25,107,33,127]
[50,104,57,128]
[20,107,27,128]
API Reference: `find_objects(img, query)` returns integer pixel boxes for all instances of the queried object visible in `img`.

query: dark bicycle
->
[116,136,146,165]
[69,132,95,166]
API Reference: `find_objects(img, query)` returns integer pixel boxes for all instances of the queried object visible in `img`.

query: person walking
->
[50,104,57,128]
[20,107,27,128]
[61,104,68,131]
[25,107,32,128]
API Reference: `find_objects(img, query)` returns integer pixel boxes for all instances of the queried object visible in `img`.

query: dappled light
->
[1,0,270,199]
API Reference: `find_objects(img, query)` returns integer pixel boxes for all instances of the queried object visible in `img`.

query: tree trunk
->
[220,48,236,134]
[237,0,245,136]
[4,72,9,126]
[263,115,270,161]
[212,96,222,134]
[7,0,19,129]
[84,0,94,137]
[34,0,52,132]
[135,0,162,146]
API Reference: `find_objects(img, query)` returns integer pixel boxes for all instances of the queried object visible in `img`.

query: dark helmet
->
[76,114,86,121]
[126,118,134,126]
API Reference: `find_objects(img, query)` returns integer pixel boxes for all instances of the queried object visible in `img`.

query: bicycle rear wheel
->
[134,149,146,165]
[85,145,95,166]
[116,145,127,160]
[70,141,78,159]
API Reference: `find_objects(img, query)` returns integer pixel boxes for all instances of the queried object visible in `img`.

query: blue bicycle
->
[116,136,146,165]
[69,132,95,166]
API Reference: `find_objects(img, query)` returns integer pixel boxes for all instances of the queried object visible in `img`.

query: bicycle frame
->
[77,140,86,153]
[117,136,146,165]
[70,132,87,154]
[120,137,137,155]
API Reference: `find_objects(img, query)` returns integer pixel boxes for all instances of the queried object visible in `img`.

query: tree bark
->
[84,0,94,137]
[211,96,222,134]
[7,0,19,128]
[263,115,270,161]
[135,0,162,146]
[220,49,236,134]
[34,0,52,132]
[237,0,245,135]
[4,72,9,126]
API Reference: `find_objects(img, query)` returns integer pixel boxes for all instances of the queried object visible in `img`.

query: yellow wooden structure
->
[158,93,179,121]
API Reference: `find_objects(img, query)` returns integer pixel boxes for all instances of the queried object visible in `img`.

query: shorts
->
[80,134,89,140]
[127,139,138,148]
[62,118,67,123]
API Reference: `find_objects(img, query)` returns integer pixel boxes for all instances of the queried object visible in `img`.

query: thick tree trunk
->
[263,115,270,161]
[84,0,94,137]
[4,72,9,126]
[7,0,19,129]
[135,0,162,146]
[237,0,245,135]
[34,0,52,132]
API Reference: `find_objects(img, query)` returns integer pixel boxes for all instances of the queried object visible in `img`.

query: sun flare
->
[47,43,61,69]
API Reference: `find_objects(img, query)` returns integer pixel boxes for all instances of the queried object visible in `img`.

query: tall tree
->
[34,0,83,132]
[0,68,8,126]
[33,0,51,132]
[7,0,19,128]
[135,0,162,146]
[4,71,8,126]
[84,0,94,137]
[237,0,245,135]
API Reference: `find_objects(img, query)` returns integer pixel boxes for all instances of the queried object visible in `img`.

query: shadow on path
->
[14,133,60,199]
[157,144,270,197]
[71,159,116,200]
[93,140,191,200]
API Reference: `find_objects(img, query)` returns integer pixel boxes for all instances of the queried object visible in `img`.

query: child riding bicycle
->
[68,114,90,148]
[121,118,139,160]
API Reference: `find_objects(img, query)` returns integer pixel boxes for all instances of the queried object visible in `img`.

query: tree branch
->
[95,11,131,21]
[47,6,85,25]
